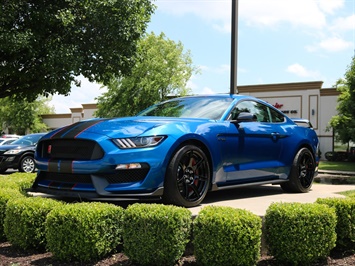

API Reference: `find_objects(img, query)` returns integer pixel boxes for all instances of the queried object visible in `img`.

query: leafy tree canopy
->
[95,32,199,118]
[329,56,355,146]
[0,0,156,101]
[0,96,54,135]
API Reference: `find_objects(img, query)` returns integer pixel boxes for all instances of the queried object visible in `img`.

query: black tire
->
[19,155,36,173]
[281,147,316,193]
[163,145,211,207]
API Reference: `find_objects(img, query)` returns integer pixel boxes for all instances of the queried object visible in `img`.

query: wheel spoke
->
[187,183,200,199]
[299,154,314,187]
[177,149,210,202]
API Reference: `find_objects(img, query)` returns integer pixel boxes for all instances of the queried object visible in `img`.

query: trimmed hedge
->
[0,173,36,195]
[316,197,355,249]
[0,188,24,240]
[123,203,192,266]
[45,202,124,262]
[265,202,337,265]
[4,197,62,250]
[193,206,262,266]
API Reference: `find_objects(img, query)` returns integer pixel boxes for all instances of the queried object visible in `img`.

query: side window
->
[230,100,285,123]
[253,102,270,122]
[270,108,286,123]
[229,100,270,122]
[229,101,254,120]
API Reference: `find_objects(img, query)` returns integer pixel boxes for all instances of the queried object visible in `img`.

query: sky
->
[50,0,355,113]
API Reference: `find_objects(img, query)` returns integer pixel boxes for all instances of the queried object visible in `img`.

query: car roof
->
[0,137,18,140]
[174,94,253,100]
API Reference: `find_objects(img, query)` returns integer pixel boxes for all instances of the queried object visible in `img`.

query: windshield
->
[138,97,233,120]
[12,134,43,145]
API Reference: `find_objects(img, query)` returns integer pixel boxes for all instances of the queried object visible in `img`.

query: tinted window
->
[230,100,285,123]
[138,97,233,120]
[270,108,286,123]
[229,101,270,122]
[12,134,44,145]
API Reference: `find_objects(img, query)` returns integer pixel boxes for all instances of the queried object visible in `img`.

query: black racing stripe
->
[59,161,73,173]
[51,122,82,139]
[48,160,59,172]
[48,160,73,173]
[51,119,107,139]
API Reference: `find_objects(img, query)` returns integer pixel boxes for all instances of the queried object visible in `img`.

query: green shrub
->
[0,173,36,195]
[265,202,337,265]
[0,188,23,240]
[45,202,124,262]
[123,203,192,266]
[4,197,62,250]
[193,206,262,266]
[316,197,355,249]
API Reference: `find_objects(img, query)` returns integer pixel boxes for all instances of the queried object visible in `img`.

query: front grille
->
[38,139,104,160]
[38,172,92,183]
[99,168,149,184]
[38,168,149,185]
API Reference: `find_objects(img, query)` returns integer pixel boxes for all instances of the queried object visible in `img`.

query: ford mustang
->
[31,95,319,207]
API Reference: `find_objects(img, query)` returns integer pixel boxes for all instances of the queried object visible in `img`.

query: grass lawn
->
[319,161,355,172]
[339,190,355,197]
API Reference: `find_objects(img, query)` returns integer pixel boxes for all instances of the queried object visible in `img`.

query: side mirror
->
[230,112,255,128]
[236,112,255,122]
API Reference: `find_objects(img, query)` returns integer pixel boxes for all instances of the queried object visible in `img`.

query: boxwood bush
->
[316,197,355,249]
[45,202,124,262]
[193,206,262,266]
[4,197,62,250]
[0,188,24,240]
[123,203,192,266]
[0,173,36,195]
[265,202,337,265]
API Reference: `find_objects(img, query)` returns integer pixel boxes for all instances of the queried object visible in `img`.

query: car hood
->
[47,117,210,139]
[0,144,33,151]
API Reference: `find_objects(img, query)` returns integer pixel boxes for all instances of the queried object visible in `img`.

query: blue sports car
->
[31,95,319,207]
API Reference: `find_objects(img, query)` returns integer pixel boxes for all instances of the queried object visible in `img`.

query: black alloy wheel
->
[281,147,316,193]
[163,145,211,207]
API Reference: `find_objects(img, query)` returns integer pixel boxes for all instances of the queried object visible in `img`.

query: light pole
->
[230,0,238,94]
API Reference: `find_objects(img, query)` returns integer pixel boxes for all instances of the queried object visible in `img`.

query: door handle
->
[271,132,280,141]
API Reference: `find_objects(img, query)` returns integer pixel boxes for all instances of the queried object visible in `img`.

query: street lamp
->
[230,0,238,94]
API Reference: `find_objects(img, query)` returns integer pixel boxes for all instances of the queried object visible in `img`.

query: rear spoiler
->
[291,118,313,128]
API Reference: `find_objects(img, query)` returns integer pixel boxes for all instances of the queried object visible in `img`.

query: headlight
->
[113,136,166,149]
[4,149,22,155]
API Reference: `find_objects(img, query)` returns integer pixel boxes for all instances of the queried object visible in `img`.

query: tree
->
[329,56,355,149]
[95,32,199,118]
[0,97,54,135]
[0,0,156,101]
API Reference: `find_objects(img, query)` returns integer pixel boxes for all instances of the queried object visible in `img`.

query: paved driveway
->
[189,182,355,216]
[29,175,355,217]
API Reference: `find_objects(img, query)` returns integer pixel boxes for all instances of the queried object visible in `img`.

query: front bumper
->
[0,155,20,170]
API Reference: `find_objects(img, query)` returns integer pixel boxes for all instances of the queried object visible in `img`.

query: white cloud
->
[156,0,230,22]
[200,87,215,94]
[306,36,353,52]
[240,0,326,29]
[318,0,344,14]
[216,64,230,74]
[50,76,106,113]
[331,14,355,31]
[319,36,353,52]
[286,63,320,78]
[212,22,232,33]
[156,0,335,30]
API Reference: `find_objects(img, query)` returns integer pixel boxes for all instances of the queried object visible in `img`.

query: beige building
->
[41,81,339,159]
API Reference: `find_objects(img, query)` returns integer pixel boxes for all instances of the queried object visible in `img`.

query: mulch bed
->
[1,241,355,266]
